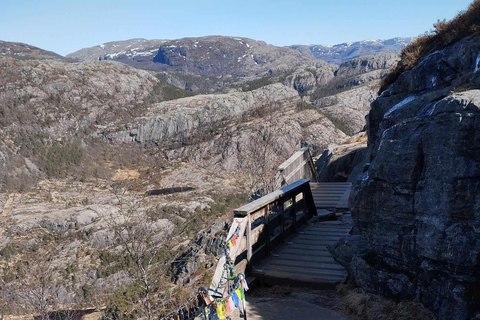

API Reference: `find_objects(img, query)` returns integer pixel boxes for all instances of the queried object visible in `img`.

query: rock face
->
[290,38,412,65]
[107,83,349,173]
[108,84,298,143]
[315,133,368,182]
[309,54,400,135]
[339,36,480,320]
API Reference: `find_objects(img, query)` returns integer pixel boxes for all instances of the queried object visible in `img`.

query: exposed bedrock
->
[334,36,480,320]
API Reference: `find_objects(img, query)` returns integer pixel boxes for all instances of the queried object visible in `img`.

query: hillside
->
[0,40,72,61]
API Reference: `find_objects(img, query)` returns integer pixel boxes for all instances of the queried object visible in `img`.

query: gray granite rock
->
[340,36,480,320]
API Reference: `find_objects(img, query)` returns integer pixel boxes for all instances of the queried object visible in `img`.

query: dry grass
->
[379,0,480,93]
[337,286,437,320]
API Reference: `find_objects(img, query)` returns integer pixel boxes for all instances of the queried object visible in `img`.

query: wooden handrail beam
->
[277,147,318,186]
[234,179,310,216]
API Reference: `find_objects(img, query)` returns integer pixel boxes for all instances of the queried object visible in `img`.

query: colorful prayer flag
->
[227,296,235,314]
[241,279,249,292]
[235,286,244,301]
[232,291,240,308]
[239,285,245,299]
[216,300,226,319]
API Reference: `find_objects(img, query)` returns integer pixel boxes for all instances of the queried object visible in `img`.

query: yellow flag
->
[216,301,226,319]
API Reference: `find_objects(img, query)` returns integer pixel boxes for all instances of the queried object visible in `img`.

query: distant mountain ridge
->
[68,37,412,67]
[67,36,314,76]
[0,40,72,61]
[290,37,413,64]
[66,38,167,62]
[66,36,410,93]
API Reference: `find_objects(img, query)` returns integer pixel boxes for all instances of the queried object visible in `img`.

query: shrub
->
[41,141,84,178]
[379,0,480,93]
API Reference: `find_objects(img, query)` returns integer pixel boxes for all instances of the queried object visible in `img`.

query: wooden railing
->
[278,147,318,186]
[208,179,316,296]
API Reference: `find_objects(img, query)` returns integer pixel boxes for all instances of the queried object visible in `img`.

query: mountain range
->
[67,36,412,65]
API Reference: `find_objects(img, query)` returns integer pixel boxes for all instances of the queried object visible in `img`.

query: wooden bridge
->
[209,148,353,297]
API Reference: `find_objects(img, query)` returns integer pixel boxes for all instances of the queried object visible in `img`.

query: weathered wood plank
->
[234,179,310,216]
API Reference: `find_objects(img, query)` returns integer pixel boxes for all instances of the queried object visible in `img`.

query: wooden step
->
[270,254,339,264]
[257,264,347,279]
[267,258,345,271]
[252,269,346,286]
[294,235,342,242]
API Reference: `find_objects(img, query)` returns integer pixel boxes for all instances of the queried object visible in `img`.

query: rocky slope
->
[0,39,400,192]
[290,38,412,64]
[331,35,480,320]
[0,55,182,190]
[106,83,348,174]
[65,38,167,62]
[0,40,72,61]
[308,54,400,135]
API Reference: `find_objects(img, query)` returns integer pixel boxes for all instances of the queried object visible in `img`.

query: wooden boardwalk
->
[310,182,352,209]
[252,183,353,287]
[253,217,352,287]
[208,148,354,300]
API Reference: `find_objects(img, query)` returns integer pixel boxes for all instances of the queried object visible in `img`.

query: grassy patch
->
[337,286,437,320]
[41,141,83,178]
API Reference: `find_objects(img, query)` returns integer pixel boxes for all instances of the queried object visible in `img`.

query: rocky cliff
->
[332,35,480,320]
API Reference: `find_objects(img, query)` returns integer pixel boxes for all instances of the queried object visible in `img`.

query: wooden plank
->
[278,147,309,171]
[258,265,346,278]
[310,182,352,186]
[295,235,347,241]
[267,260,345,272]
[276,247,332,256]
[271,254,338,264]
[234,179,310,216]
[253,269,346,284]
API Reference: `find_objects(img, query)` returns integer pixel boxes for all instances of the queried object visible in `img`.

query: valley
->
[0,35,403,319]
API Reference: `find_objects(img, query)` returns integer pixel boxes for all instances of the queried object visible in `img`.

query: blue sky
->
[0,0,473,56]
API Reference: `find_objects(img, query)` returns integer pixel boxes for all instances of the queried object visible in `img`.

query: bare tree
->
[103,185,171,320]
[238,104,285,198]
[17,251,59,320]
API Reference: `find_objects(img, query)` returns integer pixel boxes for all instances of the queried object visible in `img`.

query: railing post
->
[301,188,308,224]
[279,199,285,241]
[246,213,252,270]
[304,184,317,220]
[292,195,298,233]
[264,207,271,255]
[307,148,318,183]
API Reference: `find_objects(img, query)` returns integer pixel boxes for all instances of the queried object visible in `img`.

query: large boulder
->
[340,35,480,320]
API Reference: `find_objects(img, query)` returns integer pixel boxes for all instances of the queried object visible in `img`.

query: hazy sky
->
[0,0,473,56]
